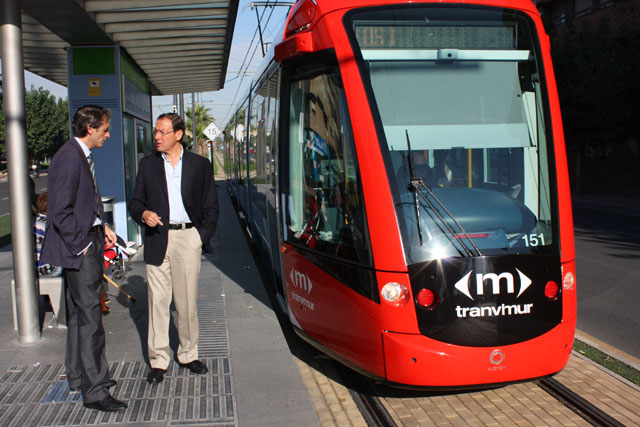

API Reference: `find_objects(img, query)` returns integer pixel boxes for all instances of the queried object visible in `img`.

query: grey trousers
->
[64,229,111,403]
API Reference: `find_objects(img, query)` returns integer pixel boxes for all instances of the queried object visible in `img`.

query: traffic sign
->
[203,122,222,140]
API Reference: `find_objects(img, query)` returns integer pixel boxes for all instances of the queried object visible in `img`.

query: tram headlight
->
[562,271,575,290]
[381,282,410,306]
[285,0,317,36]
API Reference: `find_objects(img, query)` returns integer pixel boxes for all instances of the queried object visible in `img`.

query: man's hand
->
[142,210,164,228]
[105,224,117,246]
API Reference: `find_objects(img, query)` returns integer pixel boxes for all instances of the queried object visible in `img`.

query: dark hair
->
[157,113,185,142]
[72,105,111,137]
[36,192,48,214]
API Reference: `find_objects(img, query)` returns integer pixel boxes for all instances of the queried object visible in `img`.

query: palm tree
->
[185,104,214,155]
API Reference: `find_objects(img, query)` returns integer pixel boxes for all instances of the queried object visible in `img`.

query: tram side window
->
[235,105,248,185]
[251,86,268,221]
[287,72,369,264]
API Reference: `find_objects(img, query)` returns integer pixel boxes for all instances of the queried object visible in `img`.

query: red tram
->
[224,0,576,388]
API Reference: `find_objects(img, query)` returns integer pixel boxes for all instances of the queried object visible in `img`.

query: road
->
[0,174,48,216]
[572,196,640,362]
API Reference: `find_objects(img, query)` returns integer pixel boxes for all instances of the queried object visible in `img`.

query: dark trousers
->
[64,229,110,403]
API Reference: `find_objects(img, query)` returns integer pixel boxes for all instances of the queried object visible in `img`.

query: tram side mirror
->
[437,49,458,62]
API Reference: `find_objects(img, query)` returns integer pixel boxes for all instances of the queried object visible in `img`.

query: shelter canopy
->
[6,0,238,95]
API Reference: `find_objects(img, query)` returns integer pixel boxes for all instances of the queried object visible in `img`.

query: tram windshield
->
[347,6,558,263]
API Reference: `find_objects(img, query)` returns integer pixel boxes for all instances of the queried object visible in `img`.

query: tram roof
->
[8,0,239,95]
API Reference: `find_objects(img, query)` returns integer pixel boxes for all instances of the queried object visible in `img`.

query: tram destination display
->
[354,23,516,49]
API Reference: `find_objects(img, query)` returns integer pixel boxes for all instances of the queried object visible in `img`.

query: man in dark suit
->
[40,105,127,412]
[129,113,219,384]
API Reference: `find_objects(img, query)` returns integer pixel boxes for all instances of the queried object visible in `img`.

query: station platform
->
[1,183,639,426]
[0,185,323,426]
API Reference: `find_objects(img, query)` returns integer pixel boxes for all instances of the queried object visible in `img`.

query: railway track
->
[335,364,396,427]
[336,362,627,427]
[537,377,625,427]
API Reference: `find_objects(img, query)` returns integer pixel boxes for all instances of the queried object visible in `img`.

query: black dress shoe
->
[147,368,166,384]
[179,360,208,374]
[69,384,81,392]
[83,395,127,412]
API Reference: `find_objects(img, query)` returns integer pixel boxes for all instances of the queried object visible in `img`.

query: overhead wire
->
[224,0,282,123]
[224,1,270,90]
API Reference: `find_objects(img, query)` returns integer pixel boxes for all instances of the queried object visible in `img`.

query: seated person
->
[34,192,63,277]
[433,150,453,187]
[411,150,433,183]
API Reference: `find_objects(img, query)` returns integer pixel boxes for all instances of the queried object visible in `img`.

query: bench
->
[11,276,67,330]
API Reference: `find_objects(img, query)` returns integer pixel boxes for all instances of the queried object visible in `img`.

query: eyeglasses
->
[153,129,175,136]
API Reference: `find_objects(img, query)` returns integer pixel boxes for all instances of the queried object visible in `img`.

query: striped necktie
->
[88,154,103,219]
[88,154,96,181]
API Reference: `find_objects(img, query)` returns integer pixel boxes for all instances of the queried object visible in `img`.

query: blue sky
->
[23,0,290,128]
[22,68,67,99]
[151,0,289,126]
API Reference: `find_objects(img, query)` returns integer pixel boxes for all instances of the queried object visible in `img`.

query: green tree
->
[24,86,69,161]
[550,7,640,194]
[185,103,214,149]
[551,10,640,157]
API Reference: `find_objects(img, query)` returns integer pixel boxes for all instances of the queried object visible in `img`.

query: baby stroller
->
[101,235,137,312]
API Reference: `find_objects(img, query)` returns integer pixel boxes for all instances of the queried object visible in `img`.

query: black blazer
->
[128,150,219,266]
[41,138,103,269]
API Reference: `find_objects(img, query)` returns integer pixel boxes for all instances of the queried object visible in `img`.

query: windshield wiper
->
[405,130,482,257]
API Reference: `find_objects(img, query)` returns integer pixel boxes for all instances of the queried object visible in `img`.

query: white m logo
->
[454,269,532,301]
[290,268,313,294]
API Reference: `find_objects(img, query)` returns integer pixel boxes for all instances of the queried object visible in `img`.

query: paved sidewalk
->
[0,185,319,426]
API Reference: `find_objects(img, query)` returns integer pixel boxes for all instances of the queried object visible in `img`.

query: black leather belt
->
[168,223,194,230]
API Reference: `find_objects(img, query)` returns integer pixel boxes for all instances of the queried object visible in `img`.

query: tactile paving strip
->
[0,359,235,426]
[0,246,237,425]
[197,253,229,359]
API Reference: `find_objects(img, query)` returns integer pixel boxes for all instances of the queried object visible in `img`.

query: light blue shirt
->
[162,146,192,224]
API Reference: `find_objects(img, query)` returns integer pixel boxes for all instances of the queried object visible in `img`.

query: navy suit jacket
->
[128,150,219,266]
[40,138,102,269]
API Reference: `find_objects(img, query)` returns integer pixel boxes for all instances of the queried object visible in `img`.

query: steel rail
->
[351,392,396,427]
[333,363,397,427]
[538,377,625,427]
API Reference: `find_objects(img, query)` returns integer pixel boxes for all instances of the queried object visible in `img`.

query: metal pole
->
[172,94,178,113]
[192,93,197,153]
[1,0,41,343]
[209,143,214,174]
[179,93,184,120]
